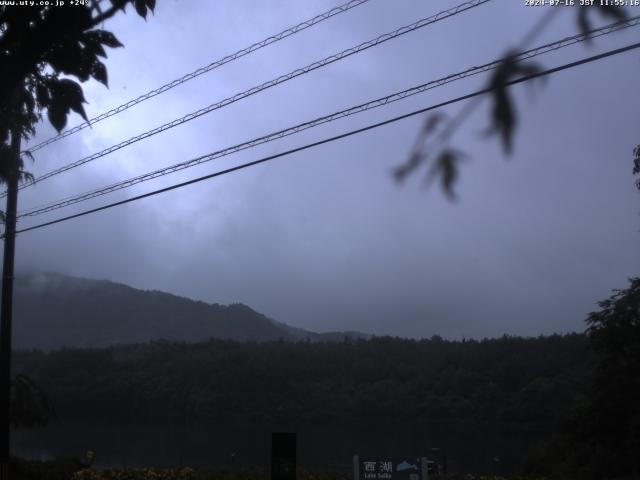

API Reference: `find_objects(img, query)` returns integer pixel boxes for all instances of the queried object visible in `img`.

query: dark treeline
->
[10,278,637,479]
[13,321,640,479]
[13,335,591,429]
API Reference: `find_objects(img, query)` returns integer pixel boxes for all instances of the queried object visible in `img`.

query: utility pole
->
[0,128,21,480]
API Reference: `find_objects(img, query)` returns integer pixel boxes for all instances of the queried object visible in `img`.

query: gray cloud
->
[9,0,640,339]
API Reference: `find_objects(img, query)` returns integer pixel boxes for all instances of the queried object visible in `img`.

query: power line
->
[430,6,561,149]
[17,16,640,218]
[412,5,566,172]
[23,0,374,154]
[12,40,640,237]
[6,0,491,198]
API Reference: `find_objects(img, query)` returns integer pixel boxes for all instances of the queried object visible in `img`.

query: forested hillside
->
[14,279,638,479]
[13,335,590,429]
[13,272,366,349]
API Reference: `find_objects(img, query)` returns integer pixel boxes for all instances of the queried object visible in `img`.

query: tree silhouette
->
[9,374,54,429]
[0,2,155,477]
[397,5,630,197]
[584,277,640,478]
[0,0,156,183]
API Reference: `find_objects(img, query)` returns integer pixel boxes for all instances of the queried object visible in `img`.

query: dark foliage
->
[13,334,590,436]
[484,55,542,155]
[9,456,84,480]
[0,0,155,184]
[584,278,640,478]
[427,148,468,200]
[10,374,55,429]
[523,278,640,479]
[397,5,629,196]
[577,4,628,42]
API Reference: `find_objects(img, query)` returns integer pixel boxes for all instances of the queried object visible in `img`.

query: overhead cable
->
[12,40,640,236]
[24,0,374,154]
[17,16,640,218]
[7,0,491,198]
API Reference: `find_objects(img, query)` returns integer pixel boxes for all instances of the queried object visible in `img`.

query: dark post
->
[271,432,296,480]
[0,129,21,480]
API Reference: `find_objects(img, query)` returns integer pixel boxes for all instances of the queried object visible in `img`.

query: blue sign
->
[353,456,431,480]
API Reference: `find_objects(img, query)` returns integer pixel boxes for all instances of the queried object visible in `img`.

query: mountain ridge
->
[13,271,369,349]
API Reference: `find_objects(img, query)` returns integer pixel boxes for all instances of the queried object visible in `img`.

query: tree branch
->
[89,0,129,28]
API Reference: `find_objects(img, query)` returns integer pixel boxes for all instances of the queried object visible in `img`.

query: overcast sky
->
[9,0,640,338]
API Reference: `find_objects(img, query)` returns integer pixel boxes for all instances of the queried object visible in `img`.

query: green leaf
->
[19,170,35,185]
[90,29,123,49]
[393,151,426,183]
[80,31,108,58]
[21,88,35,116]
[427,148,468,199]
[21,150,35,163]
[577,5,627,41]
[485,55,543,154]
[46,78,88,131]
[61,80,87,118]
[47,98,68,132]
[46,41,86,77]
[92,60,108,87]
[489,88,515,154]
[134,0,148,18]
[35,83,50,108]
[421,112,445,135]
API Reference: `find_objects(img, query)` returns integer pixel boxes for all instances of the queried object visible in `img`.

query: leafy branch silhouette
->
[396,5,630,198]
[0,0,156,185]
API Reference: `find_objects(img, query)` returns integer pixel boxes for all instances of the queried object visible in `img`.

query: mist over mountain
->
[13,272,368,349]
